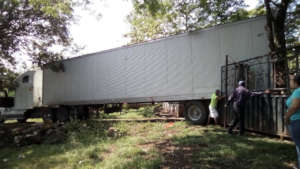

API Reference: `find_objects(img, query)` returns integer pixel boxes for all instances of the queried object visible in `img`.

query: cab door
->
[14,72,34,109]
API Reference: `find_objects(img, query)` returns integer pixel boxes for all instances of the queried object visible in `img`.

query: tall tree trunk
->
[264,0,276,51]
[264,0,291,88]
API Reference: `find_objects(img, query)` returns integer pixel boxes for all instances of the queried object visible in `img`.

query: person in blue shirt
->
[286,73,300,169]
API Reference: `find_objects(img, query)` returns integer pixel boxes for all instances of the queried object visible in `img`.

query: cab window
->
[22,76,29,83]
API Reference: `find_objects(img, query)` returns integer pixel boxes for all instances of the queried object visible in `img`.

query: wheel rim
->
[187,105,203,121]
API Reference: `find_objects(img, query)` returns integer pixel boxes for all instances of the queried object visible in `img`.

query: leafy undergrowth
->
[0,121,297,169]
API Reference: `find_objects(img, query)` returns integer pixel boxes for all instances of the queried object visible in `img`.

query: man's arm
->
[217,96,225,100]
[225,92,235,107]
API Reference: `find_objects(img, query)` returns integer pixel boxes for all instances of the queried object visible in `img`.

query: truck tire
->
[184,101,208,125]
[56,107,69,122]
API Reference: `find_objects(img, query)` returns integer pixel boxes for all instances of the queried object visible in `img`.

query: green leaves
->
[0,0,77,71]
[127,0,248,44]
[29,0,73,17]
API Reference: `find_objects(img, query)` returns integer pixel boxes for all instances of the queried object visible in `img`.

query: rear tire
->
[184,101,208,125]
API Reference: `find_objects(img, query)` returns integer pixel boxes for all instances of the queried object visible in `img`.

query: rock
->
[12,127,22,135]
[108,127,118,137]
[3,158,8,162]
[22,127,36,134]
[0,130,5,135]
[33,131,38,136]
[46,129,54,135]
[2,122,68,147]
[0,141,5,148]
[25,134,34,138]
[18,154,25,159]
[14,136,22,144]
[44,130,66,144]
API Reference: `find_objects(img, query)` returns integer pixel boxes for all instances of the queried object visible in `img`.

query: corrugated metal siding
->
[191,28,220,95]
[43,16,269,106]
[143,41,168,97]
[166,36,193,96]
[126,45,145,98]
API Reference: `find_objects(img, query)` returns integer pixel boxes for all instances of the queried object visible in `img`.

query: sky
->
[70,0,133,57]
[70,0,259,57]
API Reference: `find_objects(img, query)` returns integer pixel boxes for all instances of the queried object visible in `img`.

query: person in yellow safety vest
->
[207,89,224,125]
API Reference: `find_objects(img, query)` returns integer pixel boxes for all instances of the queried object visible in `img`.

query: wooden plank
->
[96,118,185,123]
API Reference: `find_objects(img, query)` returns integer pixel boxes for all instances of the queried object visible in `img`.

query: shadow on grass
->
[0,120,126,169]
[156,127,296,169]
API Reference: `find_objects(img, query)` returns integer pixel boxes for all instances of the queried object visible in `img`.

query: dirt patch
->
[100,145,117,160]
[156,139,208,169]
[0,122,67,147]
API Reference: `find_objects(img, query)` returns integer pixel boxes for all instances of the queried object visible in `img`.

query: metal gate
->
[221,46,300,137]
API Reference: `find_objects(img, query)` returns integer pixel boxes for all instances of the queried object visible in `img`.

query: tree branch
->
[270,0,281,8]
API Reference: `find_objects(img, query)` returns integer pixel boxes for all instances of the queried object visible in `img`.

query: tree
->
[0,0,96,92]
[263,0,299,87]
[125,0,173,44]
[0,67,18,97]
[127,0,247,43]
[0,0,77,69]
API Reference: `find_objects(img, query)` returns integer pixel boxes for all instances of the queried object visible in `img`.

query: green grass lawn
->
[0,120,297,169]
[100,106,158,119]
[4,118,44,124]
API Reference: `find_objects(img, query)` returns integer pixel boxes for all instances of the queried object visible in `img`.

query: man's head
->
[238,81,245,87]
[215,89,221,96]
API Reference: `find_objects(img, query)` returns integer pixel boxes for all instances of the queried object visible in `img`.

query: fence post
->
[224,55,229,128]
[285,56,291,94]
[267,54,271,89]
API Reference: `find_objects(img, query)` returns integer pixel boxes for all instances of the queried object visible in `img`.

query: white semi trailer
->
[0,16,269,124]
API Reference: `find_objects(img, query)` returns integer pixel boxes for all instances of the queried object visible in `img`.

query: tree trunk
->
[264,0,291,88]
[264,0,276,51]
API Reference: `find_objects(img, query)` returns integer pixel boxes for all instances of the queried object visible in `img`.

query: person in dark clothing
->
[226,81,264,135]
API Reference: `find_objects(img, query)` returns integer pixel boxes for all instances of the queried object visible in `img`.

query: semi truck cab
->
[0,70,43,123]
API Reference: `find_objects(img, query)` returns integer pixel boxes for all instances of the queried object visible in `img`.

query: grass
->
[0,115,297,169]
[100,106,158,119]
[4,118,44,123]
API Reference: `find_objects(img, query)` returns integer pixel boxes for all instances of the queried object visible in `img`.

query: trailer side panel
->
[43,16,268,106]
